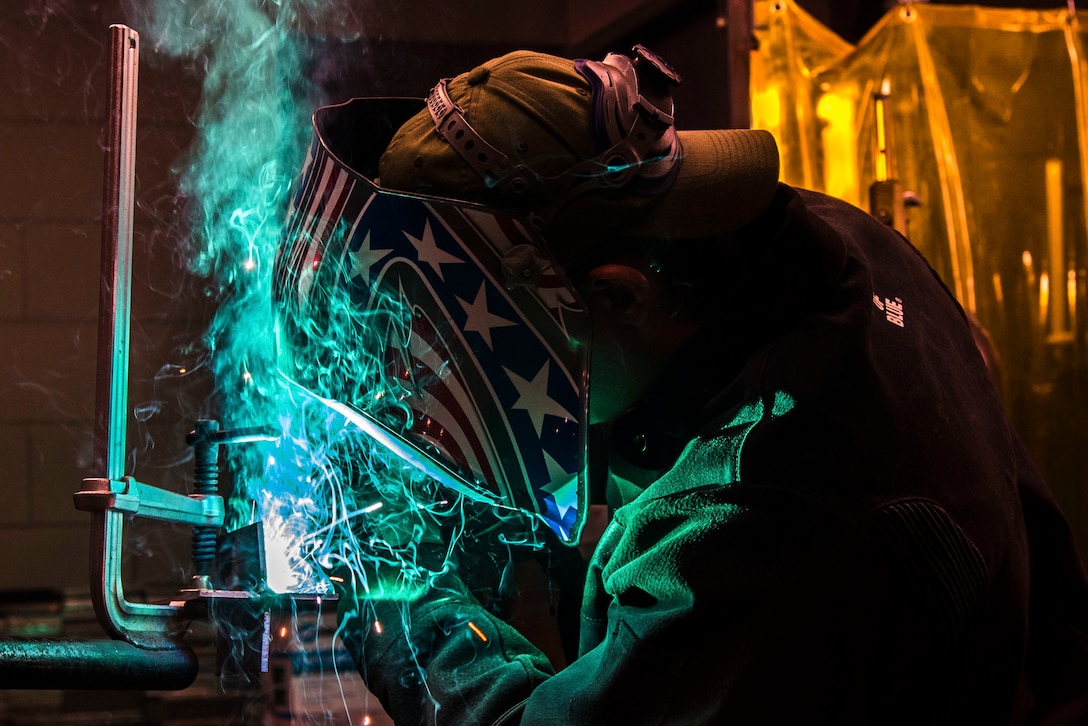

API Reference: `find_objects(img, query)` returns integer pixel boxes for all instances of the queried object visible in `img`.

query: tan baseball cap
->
[378,50,780,254]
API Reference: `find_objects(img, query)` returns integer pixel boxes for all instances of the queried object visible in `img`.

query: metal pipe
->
[0,638,198,690]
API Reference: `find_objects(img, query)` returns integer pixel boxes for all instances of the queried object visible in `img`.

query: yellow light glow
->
[1069,269,1077,334]
[1045,158,1069,336]
[1040,271,1050,328]
[816,89,858,203]
[751,88,782,132]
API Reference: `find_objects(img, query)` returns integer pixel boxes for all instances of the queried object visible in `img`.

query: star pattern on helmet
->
[540,465,578,522]
[405,219,462,281]
[458,282,518,350]
[347,231,393,282]
[503,361,576,437]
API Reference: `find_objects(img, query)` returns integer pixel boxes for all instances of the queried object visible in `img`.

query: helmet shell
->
[273,98,590,543]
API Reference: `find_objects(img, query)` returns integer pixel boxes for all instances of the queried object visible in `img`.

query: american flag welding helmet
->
[272,98,590,544]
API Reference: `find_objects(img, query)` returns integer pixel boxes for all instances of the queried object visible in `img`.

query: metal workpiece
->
[0,637,199,690]
[176,590,338,690]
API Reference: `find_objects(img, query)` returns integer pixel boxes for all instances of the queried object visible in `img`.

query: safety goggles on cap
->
[272,98,591,544]
[426,44,682,229]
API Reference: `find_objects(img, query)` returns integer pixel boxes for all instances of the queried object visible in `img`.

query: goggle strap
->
[424,45,683,226]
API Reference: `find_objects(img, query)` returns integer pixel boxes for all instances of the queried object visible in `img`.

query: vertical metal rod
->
[87,25,181,646]
[93,24,139,480]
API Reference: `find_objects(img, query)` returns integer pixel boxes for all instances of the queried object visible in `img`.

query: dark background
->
[0,0,1079,612]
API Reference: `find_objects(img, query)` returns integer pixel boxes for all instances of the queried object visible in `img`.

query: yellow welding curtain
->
[751,1,1088,552]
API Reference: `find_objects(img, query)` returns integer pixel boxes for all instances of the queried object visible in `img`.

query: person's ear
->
[585,263,653,325]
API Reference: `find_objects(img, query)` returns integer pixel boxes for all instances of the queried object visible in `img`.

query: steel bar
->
[93,23,138,480]
[84,24,187,646]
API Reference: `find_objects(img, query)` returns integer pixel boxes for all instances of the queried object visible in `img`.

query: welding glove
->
[333,559,556,726]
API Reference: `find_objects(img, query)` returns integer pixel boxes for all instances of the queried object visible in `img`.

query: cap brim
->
[633,128,780,239]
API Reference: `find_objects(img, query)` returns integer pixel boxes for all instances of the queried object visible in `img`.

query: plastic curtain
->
[751,0,1088,552]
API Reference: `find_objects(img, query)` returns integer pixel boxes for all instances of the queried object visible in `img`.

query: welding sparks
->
[467,621,488,643]
[137,7,539,721]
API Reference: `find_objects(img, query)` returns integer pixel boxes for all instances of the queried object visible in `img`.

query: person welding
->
[272,47,1088,724]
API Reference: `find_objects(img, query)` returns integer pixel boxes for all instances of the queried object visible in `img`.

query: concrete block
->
[0,524,89,592]
[0,3,201,126]
[120,515,194,593]
[0,121,103,222]
[25,222,100,320]
[0,321,98,422]
[0,223,23,318]
[0,424,31,524]
[126,320,215,420]
[29,422,96,524]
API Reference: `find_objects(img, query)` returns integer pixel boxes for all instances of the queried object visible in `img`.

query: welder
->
[273,47,1088,723]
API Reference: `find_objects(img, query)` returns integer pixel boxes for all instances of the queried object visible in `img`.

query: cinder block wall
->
[0,3,207,596]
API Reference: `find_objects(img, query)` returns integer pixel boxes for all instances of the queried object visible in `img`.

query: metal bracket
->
[82,22,189,649]
[79,22,278,651]
[81,25,252,648]
[75,477,224,527]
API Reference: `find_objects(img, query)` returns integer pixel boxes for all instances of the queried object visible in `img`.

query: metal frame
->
[73,24,227,648]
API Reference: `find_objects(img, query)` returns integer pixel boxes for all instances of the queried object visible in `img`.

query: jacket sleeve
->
[519,483,914,724]
[337,483,991,725]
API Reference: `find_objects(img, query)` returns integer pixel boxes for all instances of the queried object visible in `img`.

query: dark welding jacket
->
[340,185,1088,725]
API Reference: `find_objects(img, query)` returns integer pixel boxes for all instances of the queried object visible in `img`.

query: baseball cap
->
[378,49,780,255]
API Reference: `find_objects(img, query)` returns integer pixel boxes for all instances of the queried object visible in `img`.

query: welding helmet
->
[272,47,778,545]
[272,96,595,544]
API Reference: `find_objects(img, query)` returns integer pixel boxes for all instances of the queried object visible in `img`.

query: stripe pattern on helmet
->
[273,130,589,543]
